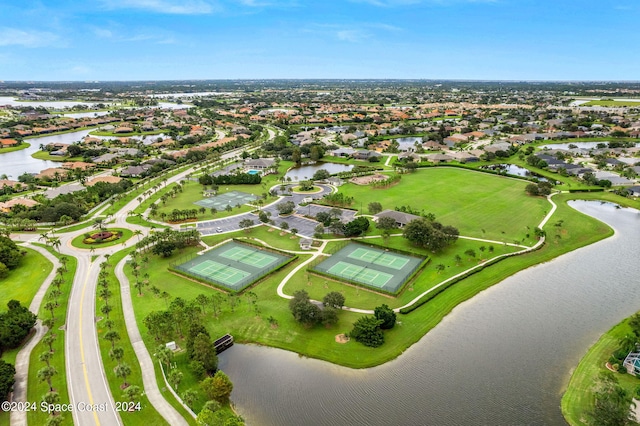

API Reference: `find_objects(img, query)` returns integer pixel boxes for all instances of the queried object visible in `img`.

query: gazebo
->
[623,351,640,375]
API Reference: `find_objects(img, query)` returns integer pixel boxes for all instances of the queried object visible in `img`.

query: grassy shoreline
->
[0,142,30,154]
[561,318,640,425]
[129,193,613,369]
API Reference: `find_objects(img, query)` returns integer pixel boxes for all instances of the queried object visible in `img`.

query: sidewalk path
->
[115,256,188,426]
[10,243,60,426]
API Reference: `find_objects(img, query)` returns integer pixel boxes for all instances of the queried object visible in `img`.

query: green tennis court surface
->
[172,240,293,292]
[310,242,425,293]
[190,260,250,285]
[220,246,277,268]
[327,261,392,288]
[348,247,410,270]
[194,190,259,210]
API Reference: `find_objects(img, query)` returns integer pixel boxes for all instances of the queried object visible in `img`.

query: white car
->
[216,227,223,233]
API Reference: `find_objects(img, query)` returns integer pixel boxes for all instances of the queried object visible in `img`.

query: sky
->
[0,0,639,81]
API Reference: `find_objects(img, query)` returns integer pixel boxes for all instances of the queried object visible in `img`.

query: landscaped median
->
[71,228,132,249]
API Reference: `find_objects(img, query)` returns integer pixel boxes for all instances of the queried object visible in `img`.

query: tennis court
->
[172,240,293,292]
[220,245,278,268]
[310,242,425,293]
[327,261,393,288]
[190,260,250,286]
[194,190,259,210]
[348,247,410,270]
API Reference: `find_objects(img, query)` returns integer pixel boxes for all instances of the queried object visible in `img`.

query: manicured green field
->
[583,100,640,107]
[288,237,520,310]
[129,194,612,369]
[561,319,640,425]
[0,246,52,308]
[339,167,549,242]
[70,228,133,249]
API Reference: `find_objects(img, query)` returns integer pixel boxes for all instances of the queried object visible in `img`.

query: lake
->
[0,129,94,178]
[284,162,354,180]
[219,201,640,426]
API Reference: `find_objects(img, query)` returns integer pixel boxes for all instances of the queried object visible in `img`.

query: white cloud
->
[88,24,177,44]
[336,29,369,42]
[0,28,61,48]
[101,0,216,14]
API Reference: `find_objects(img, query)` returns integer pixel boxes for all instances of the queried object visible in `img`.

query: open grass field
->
[127,193,612,369]
[339,167,549,242]
[583,100,640,107]
[561,318,640,425]
[0,246,52,308]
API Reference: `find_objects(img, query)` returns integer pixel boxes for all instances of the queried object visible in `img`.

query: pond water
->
[480,163,548,180]
[394,136,423,144]
[219,201,640,426]
[284,162,354,180]
[0,96,108,109]
[0,129,94,178]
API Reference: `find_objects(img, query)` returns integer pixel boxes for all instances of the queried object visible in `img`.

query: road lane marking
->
[79,260,101,426]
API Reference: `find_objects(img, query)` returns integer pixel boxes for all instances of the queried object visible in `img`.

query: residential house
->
[373,210,421,228]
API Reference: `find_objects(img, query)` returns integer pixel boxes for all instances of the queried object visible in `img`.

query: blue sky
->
[1,0,639,81]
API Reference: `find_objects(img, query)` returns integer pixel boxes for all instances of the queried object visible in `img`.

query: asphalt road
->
[65,253,123,426]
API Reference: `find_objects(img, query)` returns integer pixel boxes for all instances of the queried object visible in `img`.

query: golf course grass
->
[338,167,549,242]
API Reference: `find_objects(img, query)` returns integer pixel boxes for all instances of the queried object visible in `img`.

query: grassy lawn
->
[102,164,191,216]
[0,142,30,154]
[127,192,612,369]
[583,100,640,107]
[284,236,521,310]
[154,182,274,222]
[25,245,76,426]
[126,215,169,229]
[561,319,640,425]
[95,249,178,426]
[201,226,309,252]
[0,246,52,308]
[339,167,549,242]
[70,228,133,249]
[31,150,84,162]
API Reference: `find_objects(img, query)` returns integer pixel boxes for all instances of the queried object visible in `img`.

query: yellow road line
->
[79,260,101,425]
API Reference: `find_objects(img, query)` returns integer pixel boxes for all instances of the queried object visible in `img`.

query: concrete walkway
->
[10,243,60,426]
[115,256,188,426]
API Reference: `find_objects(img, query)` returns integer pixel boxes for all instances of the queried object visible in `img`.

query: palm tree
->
[49,237,61,253]
[134,230,143,241]
[37,366,58,391]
